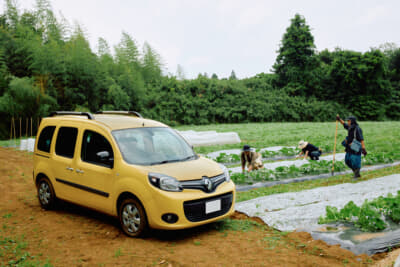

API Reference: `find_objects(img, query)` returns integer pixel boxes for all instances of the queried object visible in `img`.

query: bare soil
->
[0,147,398,266]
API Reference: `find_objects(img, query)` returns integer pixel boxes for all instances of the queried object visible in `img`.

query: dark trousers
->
[309,150,321,160]
[345,152,361,170]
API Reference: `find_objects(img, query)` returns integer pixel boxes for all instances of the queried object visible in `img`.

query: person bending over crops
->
[336,115,367,178]
[241,145,264,172]
[297,141,322,160]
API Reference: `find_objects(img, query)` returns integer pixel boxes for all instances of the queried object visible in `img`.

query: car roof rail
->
[50,111,95,120]
[95,110,143,118]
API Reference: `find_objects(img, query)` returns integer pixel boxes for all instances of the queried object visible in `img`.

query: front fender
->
[112,176,153,215]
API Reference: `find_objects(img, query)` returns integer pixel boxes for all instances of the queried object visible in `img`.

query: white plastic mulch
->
[235,174,400,232]
[207,146,294,159]
[207,149,243,159]
[178,130,241,147]
[228,153,346,174]
[259,146,296,152]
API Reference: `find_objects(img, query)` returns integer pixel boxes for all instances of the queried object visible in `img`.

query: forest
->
[0,0,400,139]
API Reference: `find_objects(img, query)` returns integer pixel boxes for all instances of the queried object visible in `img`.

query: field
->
[1,121,400,266]
[178,121,400,155]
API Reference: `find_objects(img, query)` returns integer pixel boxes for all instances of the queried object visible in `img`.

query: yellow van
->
[33,111,235,236]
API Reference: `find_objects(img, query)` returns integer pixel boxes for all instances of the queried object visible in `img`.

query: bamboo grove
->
[0,1,399,139]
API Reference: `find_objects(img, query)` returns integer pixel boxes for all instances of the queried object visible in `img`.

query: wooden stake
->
[30,117,33,137]
[10,118,14,140]
[331,117,339,175]
[12,117,16,140]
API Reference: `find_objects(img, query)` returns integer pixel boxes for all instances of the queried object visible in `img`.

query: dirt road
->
[0,148,395,266]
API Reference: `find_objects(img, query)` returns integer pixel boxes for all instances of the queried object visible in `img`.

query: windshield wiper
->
[150,159,181,165]
[180,155,196,162]
[150,155,196,165]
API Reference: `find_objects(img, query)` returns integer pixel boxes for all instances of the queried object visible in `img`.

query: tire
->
[119,198,148,237]
[37,177,56,210]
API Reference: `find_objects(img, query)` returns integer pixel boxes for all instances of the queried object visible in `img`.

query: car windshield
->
[112,127,196,166]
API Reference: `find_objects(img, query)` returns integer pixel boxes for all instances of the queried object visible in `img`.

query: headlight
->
[219,164,230,182]
[148,173,182,192]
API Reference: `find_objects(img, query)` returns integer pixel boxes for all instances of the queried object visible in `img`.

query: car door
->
[74,129,116,213]
[51,125,80,201]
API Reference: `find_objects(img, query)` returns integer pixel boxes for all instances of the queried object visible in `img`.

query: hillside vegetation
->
[1,1,399,139]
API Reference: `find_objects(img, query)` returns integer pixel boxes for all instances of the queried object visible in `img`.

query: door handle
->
[66,167,74,171]
[76,169,84,174]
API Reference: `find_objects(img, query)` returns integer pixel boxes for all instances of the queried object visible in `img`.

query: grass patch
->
[114,248,123,258]
[0,234,52,266]
[213,218,264,233]
[2,213,12,219]
[236,164,400,202]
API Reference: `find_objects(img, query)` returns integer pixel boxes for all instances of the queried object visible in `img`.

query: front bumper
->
[145,181,235,230]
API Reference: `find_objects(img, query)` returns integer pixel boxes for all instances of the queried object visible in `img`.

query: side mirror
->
[97,151,110,159]
[96,151,114,167]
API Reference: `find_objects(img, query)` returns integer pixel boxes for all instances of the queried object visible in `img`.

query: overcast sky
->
[2,0,400,79]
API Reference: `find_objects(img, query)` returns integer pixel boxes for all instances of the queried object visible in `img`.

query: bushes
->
[140,76,347,126]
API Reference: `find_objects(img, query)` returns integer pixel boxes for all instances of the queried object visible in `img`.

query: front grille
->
[180,173,226,193]
[183,192,233,222]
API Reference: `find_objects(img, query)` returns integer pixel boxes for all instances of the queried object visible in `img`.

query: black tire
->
[37,177,57,210]
[119,198,148,237]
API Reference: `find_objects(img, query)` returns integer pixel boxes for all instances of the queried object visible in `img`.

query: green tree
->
[176,64,186,80]
[114,32,145,110]
[273,13,319,96]
[63,25,101,111]
[141,42,162,83]
[229,70,237,80]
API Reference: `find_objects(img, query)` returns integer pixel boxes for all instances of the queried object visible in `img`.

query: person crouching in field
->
[241,145,264,172]
[297,141,322,160]
[336,115,367,178]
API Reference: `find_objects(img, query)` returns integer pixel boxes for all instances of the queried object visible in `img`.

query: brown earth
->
[0,147,398,266]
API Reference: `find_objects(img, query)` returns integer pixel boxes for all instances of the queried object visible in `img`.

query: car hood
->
[140,156,223,181]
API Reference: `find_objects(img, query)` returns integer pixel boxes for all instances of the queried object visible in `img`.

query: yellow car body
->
[33,112,235,236]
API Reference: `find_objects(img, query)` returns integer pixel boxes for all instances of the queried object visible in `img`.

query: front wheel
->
[37,177,56,210]
[119,198,148,237]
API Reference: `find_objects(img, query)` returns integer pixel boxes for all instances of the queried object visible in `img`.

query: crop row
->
[214,147,302,164]
[230,151,399,184]
[318,191,400,232]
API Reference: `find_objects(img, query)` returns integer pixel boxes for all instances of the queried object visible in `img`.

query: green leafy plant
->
[231,160,347,184]
[215,153,240,163]
[319,191,400,232]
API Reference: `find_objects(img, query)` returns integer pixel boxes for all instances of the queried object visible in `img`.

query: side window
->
[81,130,114,168]
[37,126,56,153]
[55,127,78,158]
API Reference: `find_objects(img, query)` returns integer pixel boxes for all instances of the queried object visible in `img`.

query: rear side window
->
[55,127,78,158]
[81,130,114,168]
[37,126,56,153]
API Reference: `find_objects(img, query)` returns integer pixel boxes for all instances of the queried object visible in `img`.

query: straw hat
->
[298,140,308,149]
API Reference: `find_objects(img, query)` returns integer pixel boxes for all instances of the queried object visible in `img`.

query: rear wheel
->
[37,177,56,210]
[119,198,148,237]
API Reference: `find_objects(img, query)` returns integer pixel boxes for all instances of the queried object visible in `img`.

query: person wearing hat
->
[336,115,367,178]
[241,145,264,172]
[297,141,322,160]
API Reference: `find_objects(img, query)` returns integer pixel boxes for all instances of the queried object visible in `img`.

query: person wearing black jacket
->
[297,140,322,160]
[336,115,367,178]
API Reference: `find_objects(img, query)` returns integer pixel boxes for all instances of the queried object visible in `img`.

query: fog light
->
[162,213,178,224]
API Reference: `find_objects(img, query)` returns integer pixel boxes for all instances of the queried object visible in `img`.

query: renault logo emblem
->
[203,177,213,192]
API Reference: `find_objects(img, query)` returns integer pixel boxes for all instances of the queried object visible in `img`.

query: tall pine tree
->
[273,14,319,96]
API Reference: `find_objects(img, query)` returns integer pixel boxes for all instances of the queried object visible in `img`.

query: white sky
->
[2,0,400,79]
